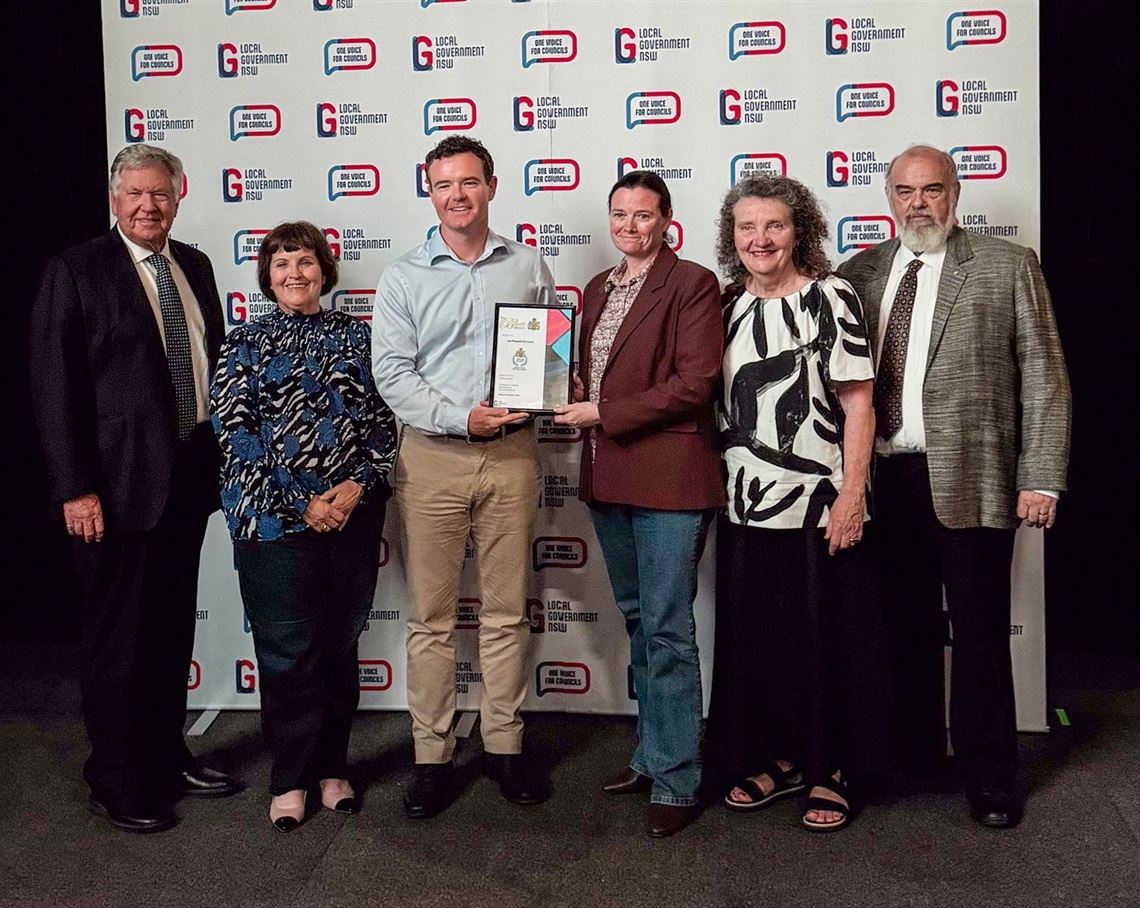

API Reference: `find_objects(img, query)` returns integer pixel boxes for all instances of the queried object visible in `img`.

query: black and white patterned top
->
[719,274,873,530]
[211,307,397,541]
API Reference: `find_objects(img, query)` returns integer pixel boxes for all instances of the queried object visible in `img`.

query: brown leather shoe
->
[602,768,653,795]
[646,803,697,837]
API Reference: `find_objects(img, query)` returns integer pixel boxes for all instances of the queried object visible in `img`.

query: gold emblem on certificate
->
[490,303,576,412]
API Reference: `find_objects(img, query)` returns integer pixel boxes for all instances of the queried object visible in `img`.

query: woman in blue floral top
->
[211,221,396,832]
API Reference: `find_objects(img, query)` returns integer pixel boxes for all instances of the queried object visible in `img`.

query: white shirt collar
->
[891,242,947,276]
[116,225,172,265]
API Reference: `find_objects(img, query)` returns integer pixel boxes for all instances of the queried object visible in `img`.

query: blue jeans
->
[589,503,715,806]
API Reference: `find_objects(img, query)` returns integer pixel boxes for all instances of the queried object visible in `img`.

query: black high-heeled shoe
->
[269,789,306,833]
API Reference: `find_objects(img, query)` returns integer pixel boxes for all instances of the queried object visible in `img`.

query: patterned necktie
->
[874,257,923,440]
[147,252,197,441]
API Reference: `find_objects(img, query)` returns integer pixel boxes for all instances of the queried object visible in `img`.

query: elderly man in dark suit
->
[29,144,240,833]
[837,145,1071,829]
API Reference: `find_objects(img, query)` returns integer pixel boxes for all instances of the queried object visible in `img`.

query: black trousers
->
[235,497,386,795]
[874,453,1018,793]
[72,424,216,801]
[708,521,894,791]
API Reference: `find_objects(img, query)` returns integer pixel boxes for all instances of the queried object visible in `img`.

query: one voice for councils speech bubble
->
[328,164,380,200]
[532,537,587,571]
[950,145,1008,179]
[946,10,1007,50]
[535,661,591,697]
[728,21,786,59]
[626,92,681,128]
[835,83,895,122]
[230,105,281,140]
[522,30,578,68]
[324,38,376,75]
[837,216,895,253]
[227,0,276,14]
[423,98,477,135]
[524,159,581,195]
[233,229,270,264]
[329,290,375,320]
[731,153,788,185]
[131,45,182,80]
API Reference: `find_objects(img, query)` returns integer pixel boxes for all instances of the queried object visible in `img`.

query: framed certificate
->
[489,303,576,412]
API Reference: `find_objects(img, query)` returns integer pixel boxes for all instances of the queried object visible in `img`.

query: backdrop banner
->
[102,0,1047,731]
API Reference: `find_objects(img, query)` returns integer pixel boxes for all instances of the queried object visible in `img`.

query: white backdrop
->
[102,0,1048,730]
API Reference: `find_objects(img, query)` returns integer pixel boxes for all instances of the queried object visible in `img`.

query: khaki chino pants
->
[395,427,541,763]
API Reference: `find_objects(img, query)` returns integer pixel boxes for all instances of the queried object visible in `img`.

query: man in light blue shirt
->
[372,136,555,819]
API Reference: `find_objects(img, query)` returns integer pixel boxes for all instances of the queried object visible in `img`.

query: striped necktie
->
[874,257,923,440]
[147,252,197,441]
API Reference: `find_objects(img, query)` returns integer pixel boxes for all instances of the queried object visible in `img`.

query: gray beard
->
[898,219,951,254]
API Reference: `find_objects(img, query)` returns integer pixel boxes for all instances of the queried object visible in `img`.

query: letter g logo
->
[412,35,434,71]
[316,102,337,138]
[825,18,848,55]
[124,109,145,143]
[615,27,636,64]
[235,659,257,694]
[218,43,238,78]
[719,89,741,125]
[936,80,960,117]
[827,150,849,187]
[513,96,535,131]
[222,168,243,203]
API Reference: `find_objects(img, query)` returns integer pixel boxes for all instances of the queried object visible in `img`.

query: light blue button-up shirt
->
[372,228,556,436]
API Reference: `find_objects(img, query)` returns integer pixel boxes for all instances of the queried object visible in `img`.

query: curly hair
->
[715,176,832,285]
[425,135,495,182]
[257,221,339,302]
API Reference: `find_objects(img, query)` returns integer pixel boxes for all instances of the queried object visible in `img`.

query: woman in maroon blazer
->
[554,171,724,838]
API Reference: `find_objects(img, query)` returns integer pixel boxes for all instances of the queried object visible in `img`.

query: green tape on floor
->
[1054,708,1070,727]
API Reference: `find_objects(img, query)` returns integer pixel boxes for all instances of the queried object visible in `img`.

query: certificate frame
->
[489,302,577,413]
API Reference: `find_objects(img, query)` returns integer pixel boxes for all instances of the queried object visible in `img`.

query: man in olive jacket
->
[836,145,1070,829]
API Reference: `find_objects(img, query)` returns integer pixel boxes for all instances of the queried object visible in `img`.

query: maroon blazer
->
[578,246,726,511]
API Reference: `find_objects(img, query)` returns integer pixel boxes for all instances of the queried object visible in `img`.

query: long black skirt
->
[706,519,895,790]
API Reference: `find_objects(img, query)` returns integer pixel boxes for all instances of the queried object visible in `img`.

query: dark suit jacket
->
[577,246,726,511]
[837,227,1071,529]
[29,229,224,530]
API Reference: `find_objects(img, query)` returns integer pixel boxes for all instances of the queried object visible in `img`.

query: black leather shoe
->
[403,761,454,820]
[969,789,1022,829]
[602,768,653,795]
[175,766,243,798]
[646,803,697,838]
[89,795,176,834]
[484,752,548,806]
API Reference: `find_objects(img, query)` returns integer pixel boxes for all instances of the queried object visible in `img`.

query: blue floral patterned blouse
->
[211,307,397,542]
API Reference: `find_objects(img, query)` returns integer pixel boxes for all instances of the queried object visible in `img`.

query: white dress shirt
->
[874,244,946,456]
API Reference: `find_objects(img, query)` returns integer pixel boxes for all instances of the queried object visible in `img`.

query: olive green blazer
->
[837,227,1071,529]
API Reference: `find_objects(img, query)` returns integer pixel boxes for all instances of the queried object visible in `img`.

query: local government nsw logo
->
[824,17,906,55]
[936,79,1019,117]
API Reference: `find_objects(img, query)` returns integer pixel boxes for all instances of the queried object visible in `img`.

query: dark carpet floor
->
[0,642,1136,908]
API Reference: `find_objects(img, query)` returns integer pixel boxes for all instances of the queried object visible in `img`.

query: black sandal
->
[802,772,854,832]
[724,762,805,811]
